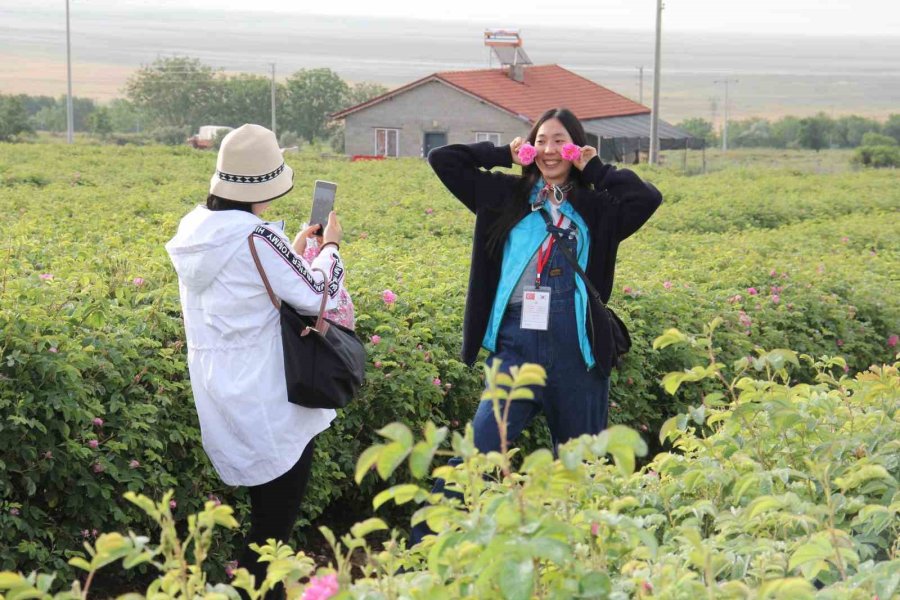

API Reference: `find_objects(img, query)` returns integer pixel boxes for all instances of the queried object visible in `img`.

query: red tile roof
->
[331,64,649,122]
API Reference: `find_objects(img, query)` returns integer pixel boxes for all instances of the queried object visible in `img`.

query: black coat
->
[428,141,663,376]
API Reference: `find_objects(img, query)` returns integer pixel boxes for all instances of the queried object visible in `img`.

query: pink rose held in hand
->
[517,143,537,165]
[561,143,582,162]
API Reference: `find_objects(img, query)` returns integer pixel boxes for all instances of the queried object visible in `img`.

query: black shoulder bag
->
[248,233,366,409]
[538,210,632,367]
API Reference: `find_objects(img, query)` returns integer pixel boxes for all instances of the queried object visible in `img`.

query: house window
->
[475,132,501,145]
[375,128,399,157]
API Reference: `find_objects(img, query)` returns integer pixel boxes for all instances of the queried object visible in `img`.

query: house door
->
[423,132,447,157]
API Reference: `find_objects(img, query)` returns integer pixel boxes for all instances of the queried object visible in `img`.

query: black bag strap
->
[247,232,332,336]
[538,209,606,308]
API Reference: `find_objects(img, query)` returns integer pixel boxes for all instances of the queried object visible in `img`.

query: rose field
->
[0,143,898,599]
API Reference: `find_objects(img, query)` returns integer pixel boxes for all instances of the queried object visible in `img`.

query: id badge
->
[520,286,552,330]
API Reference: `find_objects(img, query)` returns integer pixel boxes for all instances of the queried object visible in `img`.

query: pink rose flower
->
[92,417,104,427]
[39,273,53,281]
[132,277,145,286]
[738,311,752,329]
[769,269,777,277]
[424,208,434,215]
[836,339,844,347]
[225,560,238,579]
[92,463,104,474]
[771,294,780,304]
[208,494,221,506]
[560,143,582,162]
[48,347,58,353]
[663,281,673,290]
[841,236,849,243]
[382,289,396,305]
[88,439,99,449]
[370,335,381,345]
[169,500,177,509]
[129,459,141,469]
[302,573,339,600]
[623,285,632,294]
[10,508,19,516]
[888,335,898,348]
[374,360,383,369]
[747,287,758,296]
[432,377,441,387]
[44,451,53,460]
[590,522,599,536]
[517,143,537,165]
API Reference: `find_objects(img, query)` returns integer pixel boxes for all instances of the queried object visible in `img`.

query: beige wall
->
[342,80,530,157]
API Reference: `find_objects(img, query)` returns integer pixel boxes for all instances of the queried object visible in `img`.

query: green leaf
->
[579,571,611,598]
[377,423,413,448]
[661,372,686,395]
[652,328,688,350]
[375,442,410,480]
[834,464,893,491]
[748,495,783,519]
[355,444,383,484]
[789,538,832,571]
[498,557,534,600]
[521,449,554,473]
[350,518,388,539]
[67,557,92,571]
[409,441,436,479]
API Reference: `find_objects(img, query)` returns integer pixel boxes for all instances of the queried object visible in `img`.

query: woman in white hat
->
[165,124,344,597]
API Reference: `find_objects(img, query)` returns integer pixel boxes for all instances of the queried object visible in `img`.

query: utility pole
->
[638,65,644,105]
[649,0,663,165]
[713,79,738,151]
[65,0,74,144]
[270,63,277,139]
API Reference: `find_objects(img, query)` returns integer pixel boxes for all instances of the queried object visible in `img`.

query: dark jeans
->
[411,239,610,544]
[238,438,316,600]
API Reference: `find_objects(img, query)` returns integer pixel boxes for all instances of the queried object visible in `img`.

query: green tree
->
[88,107,113,137]
[0,94,34,141]
[29,96,96,132]
[883,114,900,144]
[798,113,833,151]
[675,117,717,146]
[859,131,897,147]
[345,81,389,108]
[283,68,349,142]
[213,74,281,128]
[770,116,802,148]
[125,57,220,131]
[730,117,772,148]
[107,99,146,133]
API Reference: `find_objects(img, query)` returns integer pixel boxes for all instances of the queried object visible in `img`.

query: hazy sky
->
[26,0,900,36]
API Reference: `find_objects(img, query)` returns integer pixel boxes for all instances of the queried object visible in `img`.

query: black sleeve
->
[581,156,663,241]
[427,142,518,214]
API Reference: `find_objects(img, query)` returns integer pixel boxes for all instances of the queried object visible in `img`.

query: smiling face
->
[533,118,574,185]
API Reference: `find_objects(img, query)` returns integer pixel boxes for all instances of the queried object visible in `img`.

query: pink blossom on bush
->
[82,529,90,538]
[560,143,582,162]
[424,208,434,215]
[225,561,238,579]
[92,529,98,537]
[432,377,441,387]
[88,439,99,449]
[590,522,599,536]
[382,289,396,305]
[836,339,844,347]
[9,508,19,516]
[769,269,777,277]
[169,500,177,509]
[92,463,104,474]
[374,360,383,369]
[841,236,849,243]
[517,143,537,165]
[639,424,649,432]
[48,347,58,353]
[728,294,742,304]
[738,311,752,329]
[92,417,104,427]
[358,232,368,239]
[208,494,221,506]
[663,280,673,290]
[302,573,339,600]
[129,459,140,469]
[44,451,53,460]
[39,273,53,280]
[843,363,850,373]
[787,303,795,310]
[132,277,145,286]
[623,285,632,294]
[771,294,780,304]
[370,334,381,345]
[888,334,898,348]
[747,287,758,296]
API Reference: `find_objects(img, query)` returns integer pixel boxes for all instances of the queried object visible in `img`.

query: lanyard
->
[535,213,565,287]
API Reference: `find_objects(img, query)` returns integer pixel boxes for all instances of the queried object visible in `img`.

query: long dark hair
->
[206,194,254,213]
[486,108,588,256]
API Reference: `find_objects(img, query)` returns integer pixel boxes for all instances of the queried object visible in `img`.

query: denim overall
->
[410,227,610,545]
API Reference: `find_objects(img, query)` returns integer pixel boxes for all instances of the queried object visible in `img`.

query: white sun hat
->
[208,124,294,203]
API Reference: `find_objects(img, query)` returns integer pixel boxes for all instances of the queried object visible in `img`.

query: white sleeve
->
[250,225,345,315]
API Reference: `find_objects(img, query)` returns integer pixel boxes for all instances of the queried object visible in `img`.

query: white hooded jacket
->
[166,206,343,486]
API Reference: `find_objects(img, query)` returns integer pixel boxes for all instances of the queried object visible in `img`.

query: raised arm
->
[427,141,518,213]
[581,156,663,241]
